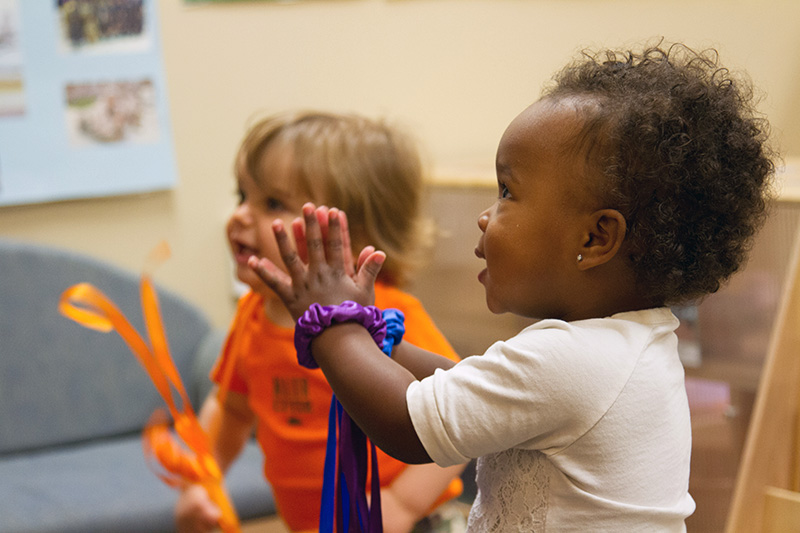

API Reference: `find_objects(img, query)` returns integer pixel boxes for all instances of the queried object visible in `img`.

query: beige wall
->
[1,0,799,327]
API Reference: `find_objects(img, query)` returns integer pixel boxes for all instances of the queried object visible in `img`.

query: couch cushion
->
[0,240,212,453]
[0,436,274,532]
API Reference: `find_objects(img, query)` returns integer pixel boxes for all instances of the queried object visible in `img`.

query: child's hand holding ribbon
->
[59,244,241,533]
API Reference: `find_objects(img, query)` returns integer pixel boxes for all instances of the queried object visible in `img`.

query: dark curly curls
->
[544,43,777,305]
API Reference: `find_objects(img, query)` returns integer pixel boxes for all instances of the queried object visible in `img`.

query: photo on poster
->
[183,0,291,3]
[56,0,150,54]
[0,0,24,116]
[64,79,159,145]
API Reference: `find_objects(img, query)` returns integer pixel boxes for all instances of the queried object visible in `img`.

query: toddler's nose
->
[478,213,489,232]
[230,202,252,224]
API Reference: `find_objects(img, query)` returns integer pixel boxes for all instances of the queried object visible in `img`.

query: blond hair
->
[237,110,433,287]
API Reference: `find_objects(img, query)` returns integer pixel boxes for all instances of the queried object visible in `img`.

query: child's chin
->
[235,268,261,290]
[484,297,504,315]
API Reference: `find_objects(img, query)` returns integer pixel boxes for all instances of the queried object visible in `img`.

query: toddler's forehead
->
[503,99,609,204]
[245,142,294,181]
[501,99,590,165]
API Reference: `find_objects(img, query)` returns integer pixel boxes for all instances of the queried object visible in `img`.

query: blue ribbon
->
[319,309,405,533]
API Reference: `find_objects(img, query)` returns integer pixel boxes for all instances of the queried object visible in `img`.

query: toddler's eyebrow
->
[496,164,519,185]
[495,161,511,177]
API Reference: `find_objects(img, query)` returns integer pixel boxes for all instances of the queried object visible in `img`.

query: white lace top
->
[407,308,696,532]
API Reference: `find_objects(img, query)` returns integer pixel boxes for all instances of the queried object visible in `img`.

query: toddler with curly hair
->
[249,43,776,531]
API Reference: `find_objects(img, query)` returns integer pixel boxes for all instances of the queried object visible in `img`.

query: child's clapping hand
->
[248,202,387,322]
[250,202,432,464]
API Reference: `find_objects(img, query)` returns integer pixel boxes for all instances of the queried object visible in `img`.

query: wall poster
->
[0,0,176,207]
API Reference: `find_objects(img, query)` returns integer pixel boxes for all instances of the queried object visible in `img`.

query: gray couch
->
[0,239,275,532]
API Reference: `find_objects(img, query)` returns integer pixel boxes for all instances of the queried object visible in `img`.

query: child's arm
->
[380,462,466,533]
[389,342,458,380]
[175,388,255,532]
[249,203,440,464]
[198,387,256,471]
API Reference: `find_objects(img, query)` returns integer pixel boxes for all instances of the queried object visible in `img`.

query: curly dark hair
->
[544,43,777,305]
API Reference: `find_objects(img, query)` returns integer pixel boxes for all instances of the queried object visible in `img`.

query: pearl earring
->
[577,254,583,262]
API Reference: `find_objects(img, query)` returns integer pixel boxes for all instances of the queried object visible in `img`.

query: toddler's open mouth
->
[233,242,258,265]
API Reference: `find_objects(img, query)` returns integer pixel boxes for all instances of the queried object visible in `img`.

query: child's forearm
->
[390,342,458,380]
[381,462,466,532]
[198,390,255,473]
[312,323,433,464]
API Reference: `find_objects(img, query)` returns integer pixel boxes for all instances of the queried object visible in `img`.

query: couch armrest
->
[190,328,227,410]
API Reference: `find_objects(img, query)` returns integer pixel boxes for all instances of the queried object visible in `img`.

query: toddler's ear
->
[578,209,626,269]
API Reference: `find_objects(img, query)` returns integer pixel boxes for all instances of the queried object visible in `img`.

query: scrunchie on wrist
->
[294,301,387,369]
[381,308,405,356]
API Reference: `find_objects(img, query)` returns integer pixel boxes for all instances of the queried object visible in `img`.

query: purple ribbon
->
[312,307,405,533]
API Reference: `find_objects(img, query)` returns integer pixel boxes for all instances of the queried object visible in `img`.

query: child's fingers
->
[339,211,355,277]
[271,218,307,283]
[248,256,296,302]
[315,205,330,241]
[292,218,308,263]
[324,208,346,271]
[356,246,376,272]
[175,484,221,533]
[355,250,386,290]
[294,205,329,264]
[302,203,326,266]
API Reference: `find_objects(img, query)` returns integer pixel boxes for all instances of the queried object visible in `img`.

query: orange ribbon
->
[58,244,240,533]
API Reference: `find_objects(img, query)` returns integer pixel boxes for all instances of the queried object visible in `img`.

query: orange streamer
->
[59,246,240,533]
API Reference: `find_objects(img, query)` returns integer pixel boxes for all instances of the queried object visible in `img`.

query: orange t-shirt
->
[211,284,462,531]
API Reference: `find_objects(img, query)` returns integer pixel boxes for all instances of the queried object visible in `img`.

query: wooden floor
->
[241,515,290,533]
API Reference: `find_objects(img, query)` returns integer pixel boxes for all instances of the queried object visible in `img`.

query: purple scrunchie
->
[294,301,387,369]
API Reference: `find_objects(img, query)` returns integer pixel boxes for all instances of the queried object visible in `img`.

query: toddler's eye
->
[236,188,245,205]
[499,184,510,199]
[266,197,286,212]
